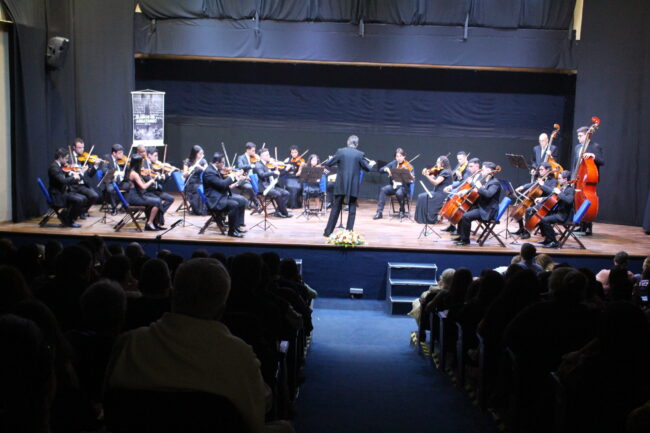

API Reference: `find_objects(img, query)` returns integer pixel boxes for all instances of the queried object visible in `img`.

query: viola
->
[525,180,577,232]
[573,117,600,222]
[439,166,501,224]
[422,165,443,177]
[397,160,413,171]
[77,152,106,164]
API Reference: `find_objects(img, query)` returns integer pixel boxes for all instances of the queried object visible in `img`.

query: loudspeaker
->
[46,36,70,70]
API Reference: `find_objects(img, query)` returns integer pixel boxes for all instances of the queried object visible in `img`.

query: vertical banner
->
[131,90,165,146]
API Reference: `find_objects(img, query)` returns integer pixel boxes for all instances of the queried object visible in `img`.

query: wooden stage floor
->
[1,197,648,258]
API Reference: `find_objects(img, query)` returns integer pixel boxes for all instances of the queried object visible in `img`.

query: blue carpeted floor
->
[293,299,500,433]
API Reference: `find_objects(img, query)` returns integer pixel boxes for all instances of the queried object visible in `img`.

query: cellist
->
[510,162,557,239]
[453,162,502,246]
[441,157,481,234]
[537,170,575,248]
[573,126,604,235]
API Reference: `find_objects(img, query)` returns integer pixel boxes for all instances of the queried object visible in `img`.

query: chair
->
[555,200,591,249]
[197,184,227,235]
[389,182,415,220]
[36,178,66,226]
[104,388,247,433]
[112,182,146,232]
[301,175,326,217]
[476,197,512,247]
[250,173,277,215]
[172,171,191,213]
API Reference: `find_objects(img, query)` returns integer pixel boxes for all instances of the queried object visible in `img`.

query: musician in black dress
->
[296,154,324,206]
[573,126,604,236]
[126,154,164,231]
[282,145,304,209]
[254,148,292,218]
[373,148,414,220]
[454,162,502,246]
[511,162,557,239]
[101,144,128,215]
[203,152,248,238]
[48,148,86,227]
[182,145,208,216]
[538,170,575,248]
[322,135,375,236]
[234,141,262,212]
[70,138,99,218]
[145,147,175,227]
[415,155,453,224]
[441,157,481,233]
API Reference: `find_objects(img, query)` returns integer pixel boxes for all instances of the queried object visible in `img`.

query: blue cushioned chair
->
[476,196,512,247]
[555,200,591,249]
[111,182,146,232]
[197,184,226,235]
[36,178,66,226]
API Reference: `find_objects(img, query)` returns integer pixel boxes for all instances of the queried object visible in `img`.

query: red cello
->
[573,117,600,222]
[525,180,577,232]
[439,166,501,225]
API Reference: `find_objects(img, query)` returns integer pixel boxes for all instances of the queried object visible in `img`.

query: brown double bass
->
[439,166,501,225]
[525,179,577,232]
[545,124,563,177]
[573,117,600,222]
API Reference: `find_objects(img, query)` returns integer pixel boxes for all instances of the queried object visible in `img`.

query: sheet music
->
[263,176,278,196]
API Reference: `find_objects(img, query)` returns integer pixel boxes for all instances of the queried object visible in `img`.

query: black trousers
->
[458,208,483,242]
[71,184,99,213]
[539,214,566,242]
[60,192,87,223]
[324,195,358,236]
[266,187,289,215]
[232,182,260,207]
[284,176,303,209]
[211,194,246,233]
[376,184,407,212]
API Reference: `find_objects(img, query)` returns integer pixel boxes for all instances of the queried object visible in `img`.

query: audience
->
[596,251,635,292]
[517,243,544,274]
[125,259,172,330]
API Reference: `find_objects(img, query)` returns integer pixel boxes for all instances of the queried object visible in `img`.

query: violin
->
[422,165,443,177]
[116,155,129,166]
[453,152,470,180]
[397,160,413,171]
[77,152,106,164]
[62,163,81,173]
[151,162,180,173]
[221,167,244,177]
[266,160,288,170]
[249,153,261,164]
[290,156,305,167]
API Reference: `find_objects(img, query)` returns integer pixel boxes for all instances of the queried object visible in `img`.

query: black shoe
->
[79,214,87,220]
[584,230,593,236]
[284,213,294,218]
[373,212,383,220]
[326,203,332,209]
[65,222,81,228]
[451,236,461,242]
[455,240,470,246]
[509,229,522,235]
[228,231,244,238]
[273,212,287,218]
[399,211,406,219]
[145,223,157,231]
[544,241,559,248]
[110,208,118,216]
[441,225,455,232]
[519,231,531,239]
[537,240,552,246]
[236,227,247,234]
[155,225,167,230]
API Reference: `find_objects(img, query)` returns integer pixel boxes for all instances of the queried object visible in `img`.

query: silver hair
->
[347,135,359,148]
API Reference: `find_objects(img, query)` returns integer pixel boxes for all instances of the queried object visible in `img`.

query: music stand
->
[506,153,531,188]
[388,168,413,221]
[297,166,324,220]
[417,181,442,240]
[90,168,117,226]
[250,177,278,232]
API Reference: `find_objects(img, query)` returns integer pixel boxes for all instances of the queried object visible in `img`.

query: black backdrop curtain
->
[3,0,134,221]
[573,0,650,226]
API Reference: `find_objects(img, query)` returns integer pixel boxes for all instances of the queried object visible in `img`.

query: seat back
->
[37,178,53,205]
[319,173,327,193]
[572,200,591,224]
[249,173,260,194]
[409,182,415,197]
[112,182,130,208]
[104,388,247,433]
[171,171,185,193]
[496,196,512,221]
[96,169,104,182]
[197,184,207,204]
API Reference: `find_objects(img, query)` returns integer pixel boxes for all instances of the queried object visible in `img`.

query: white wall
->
[0,26,11,222]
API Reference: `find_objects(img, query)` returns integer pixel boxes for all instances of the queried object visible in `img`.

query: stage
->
[1,196,647,300]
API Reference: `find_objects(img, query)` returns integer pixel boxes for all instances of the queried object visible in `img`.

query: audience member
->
[106,258,294,433]
[517,243,544,274]
[596,251,634,292]
[429,267,473,313]
[535,253,554,272]
[191,248,210,258]
[0,265,32,313]
[103,254,139,294]
[125,259,172,330]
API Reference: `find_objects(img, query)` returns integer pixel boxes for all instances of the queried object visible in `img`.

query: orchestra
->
[42,120,603,249]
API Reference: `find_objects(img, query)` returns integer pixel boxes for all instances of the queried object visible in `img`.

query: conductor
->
[322,135,376,237]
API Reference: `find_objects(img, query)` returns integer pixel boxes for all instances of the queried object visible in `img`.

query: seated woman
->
[182,145,208,216]
[126,154,163,231]
[296,154,323,207]
[415,155,453,224]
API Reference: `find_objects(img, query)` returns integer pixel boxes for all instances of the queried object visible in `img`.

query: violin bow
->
[163,144,168,164]
[81,145,94,169]
[221,142,231,168]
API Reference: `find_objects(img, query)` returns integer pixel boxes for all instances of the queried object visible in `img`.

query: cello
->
[509,166,560,222]
[525,179,577,232]
[439,166,501,225]
[573,117,600,222]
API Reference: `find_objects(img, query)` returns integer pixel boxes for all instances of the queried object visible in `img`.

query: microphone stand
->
[156,219,183,253]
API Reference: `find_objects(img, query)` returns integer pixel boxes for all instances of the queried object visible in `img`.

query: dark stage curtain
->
[572,0,650,225]
[520,0,576,30]
[139,0,206,19]
[422,0,470,26]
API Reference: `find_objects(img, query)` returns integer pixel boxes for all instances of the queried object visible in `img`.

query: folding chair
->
[250,173,277,215]
[197,184,227,235]
[555,200,591,249]
[172,171,191,213]
[36,178,67,226]
[476,197,512,247]
[112,182,146,232]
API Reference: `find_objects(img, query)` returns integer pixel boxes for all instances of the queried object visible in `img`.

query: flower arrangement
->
[326,230,365,247]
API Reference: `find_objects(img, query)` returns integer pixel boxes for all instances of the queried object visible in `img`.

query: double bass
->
[573,117,600,222]
[545,124,563,177]
[439,166,501,225]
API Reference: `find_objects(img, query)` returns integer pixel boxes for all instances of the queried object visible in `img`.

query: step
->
[387,296,418,315]
[388,262,438,269]
[389,278,437,286]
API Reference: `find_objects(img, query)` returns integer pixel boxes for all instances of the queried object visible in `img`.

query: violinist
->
[281,145,304,209]
[254,148,292,218]
[573,126,604,236]
[145,147,175,227]
[182,145,208,216]
[441,157,481,234]
[126,154,164,231]
[70,138,99,218]
[531,133,559,174]
[373,148,414,220]
[538,170,575,248]
[203,152,248,238]
[233,141,262,213]
[414,155,453,224]
[453,162,502,246]
[101,143,128,215]
[296,154,323,203]
[510,162,557,239]
[48,148,87,227]
[453,151,469,182]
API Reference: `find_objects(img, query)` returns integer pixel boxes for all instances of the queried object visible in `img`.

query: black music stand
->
[417,182,442,240]
[505,153,531,188]
[388,168,413,221]
[90,168,117,226]
[250,178,278,232]
[297,166,324,220]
